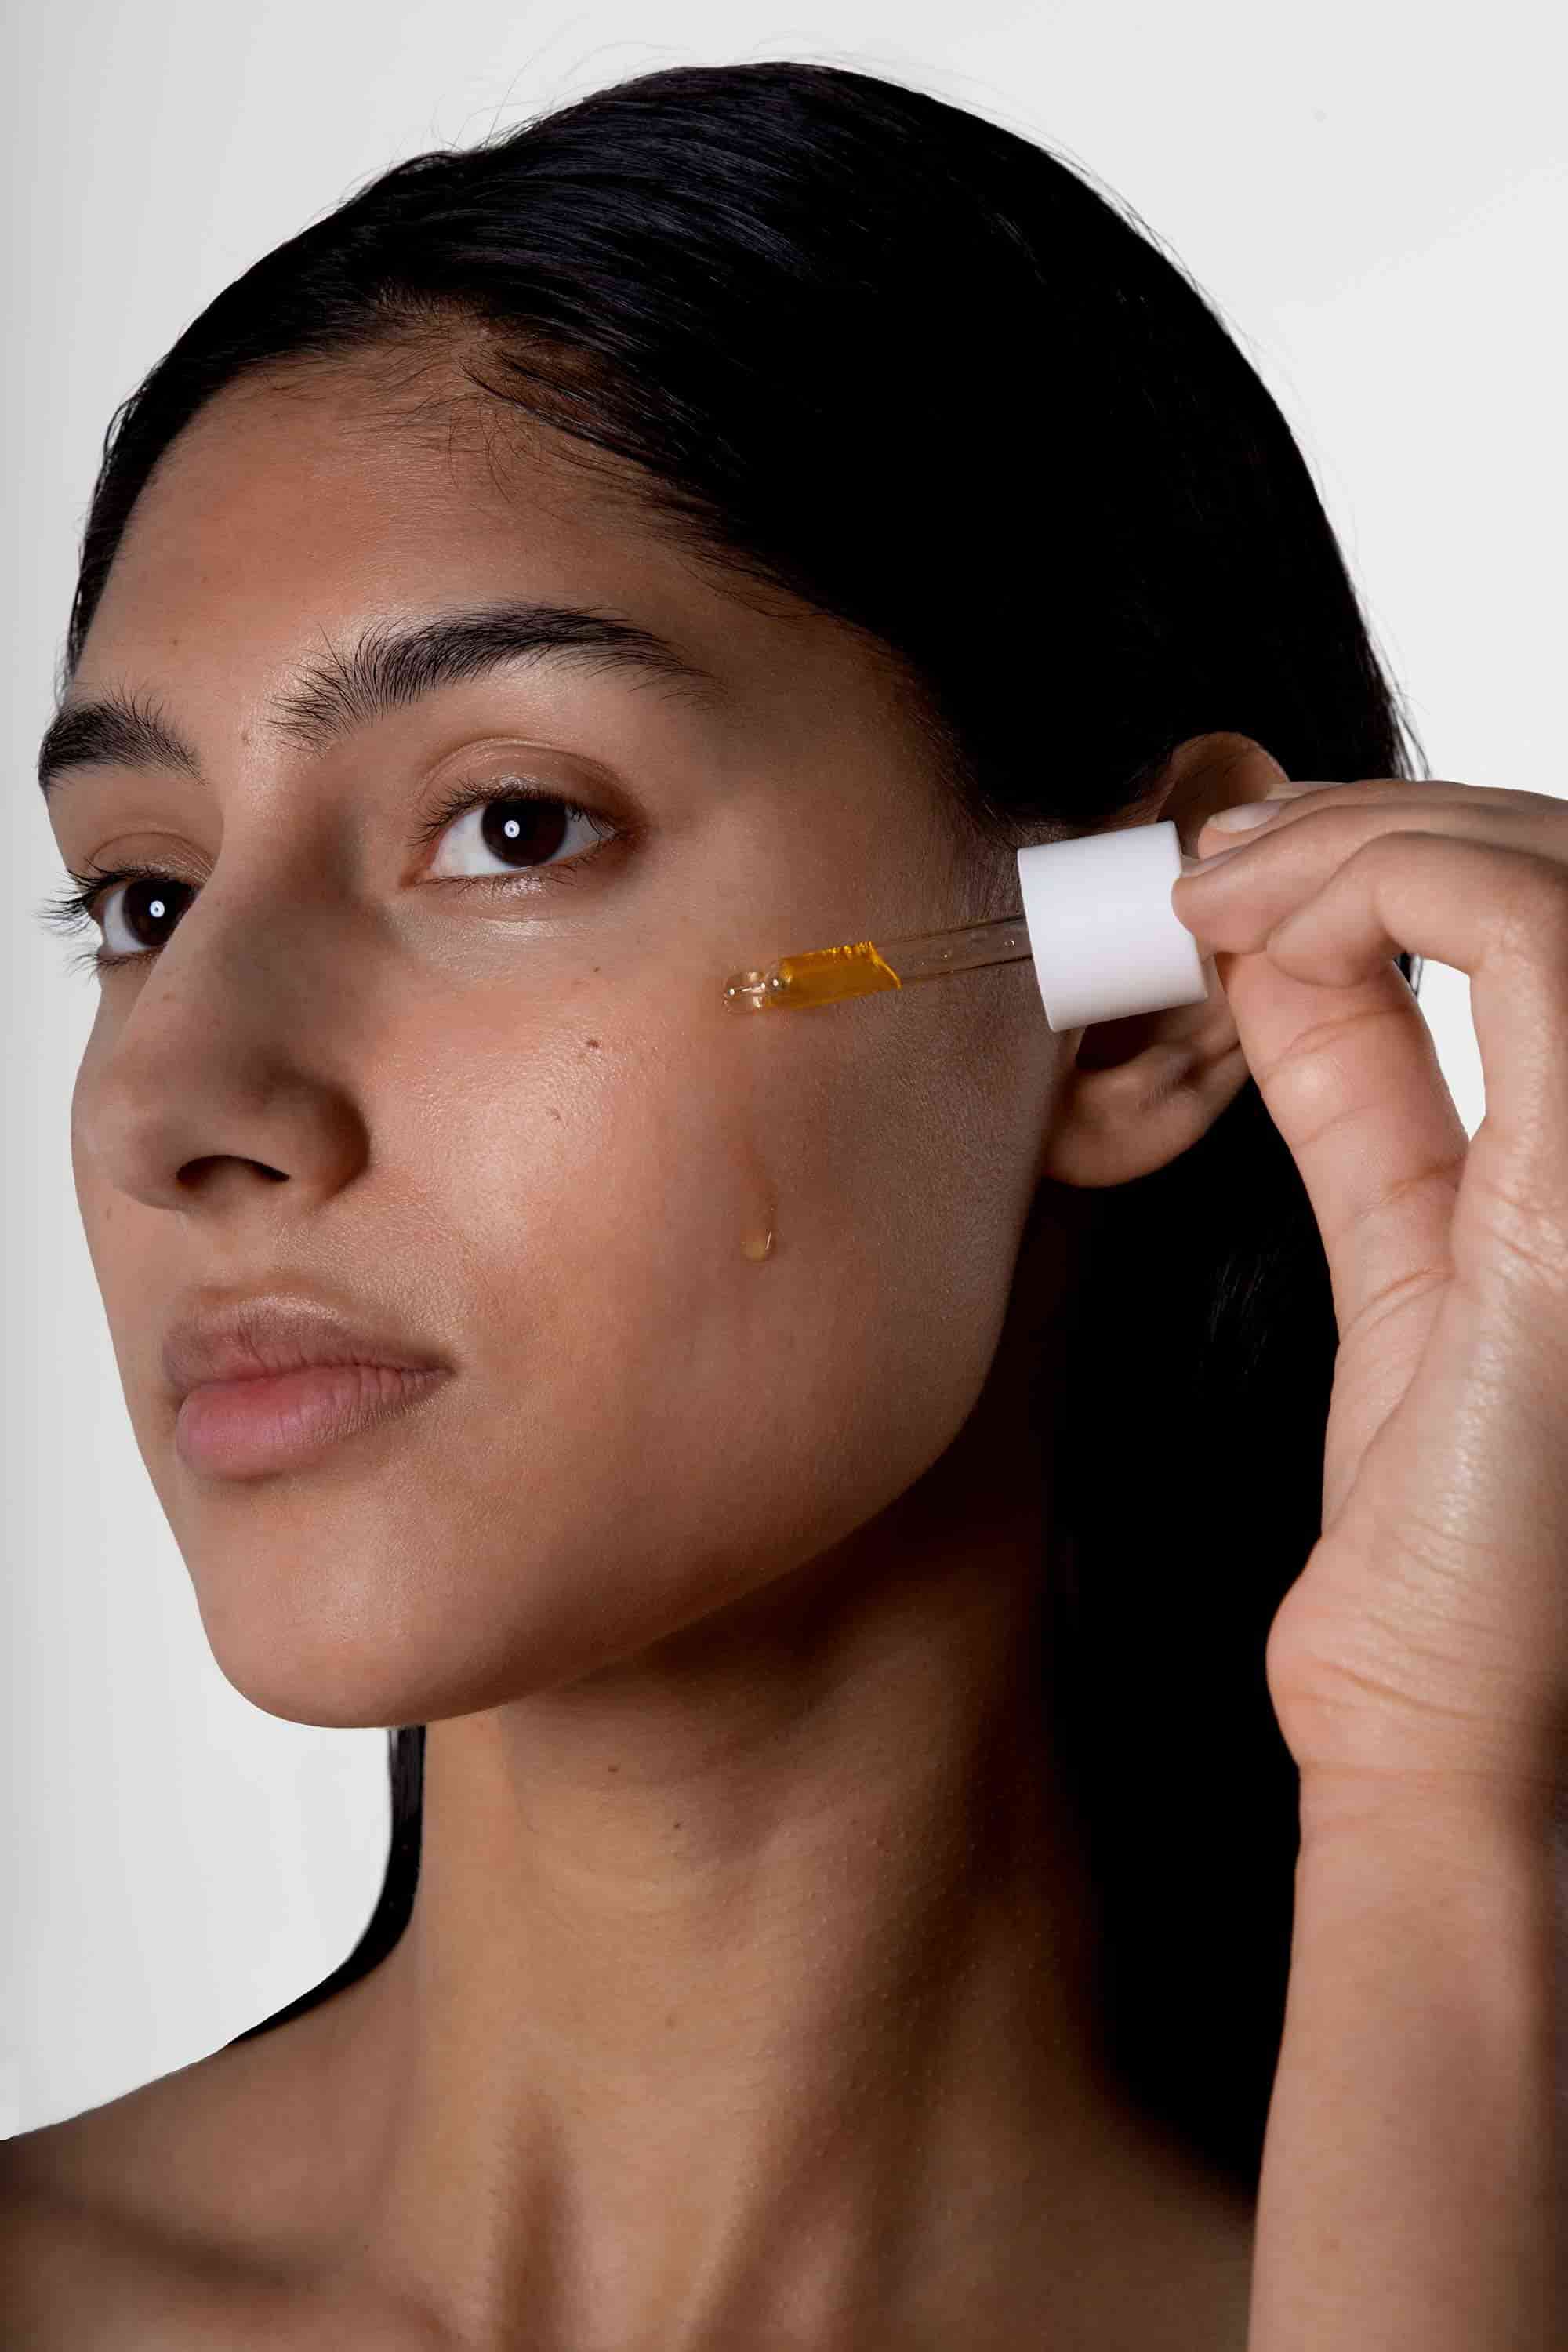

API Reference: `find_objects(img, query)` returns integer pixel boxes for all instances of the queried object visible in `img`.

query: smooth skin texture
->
[4,349,1284,2350]
[1171,785,1568,2346]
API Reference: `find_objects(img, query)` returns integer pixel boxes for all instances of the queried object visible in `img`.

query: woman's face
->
[51,361,1065,1725]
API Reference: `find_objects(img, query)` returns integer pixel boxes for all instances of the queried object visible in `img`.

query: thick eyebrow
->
[37,601,724,806]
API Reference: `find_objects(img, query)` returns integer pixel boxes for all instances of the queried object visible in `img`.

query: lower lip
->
[175,1363,448,1479]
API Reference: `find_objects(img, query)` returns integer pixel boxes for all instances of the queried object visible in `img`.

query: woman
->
[5,60,1560,2350]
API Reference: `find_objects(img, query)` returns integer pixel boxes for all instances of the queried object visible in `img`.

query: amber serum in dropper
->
[724,916,1031,1013]
[722,822,1218,1030]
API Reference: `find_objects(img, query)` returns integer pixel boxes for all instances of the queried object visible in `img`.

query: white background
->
[4,0,1563,2136]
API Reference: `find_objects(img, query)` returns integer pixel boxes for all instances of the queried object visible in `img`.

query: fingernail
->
[1207,800,1285,833]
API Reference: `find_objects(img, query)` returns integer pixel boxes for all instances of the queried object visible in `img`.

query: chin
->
[187,1551,746,1730]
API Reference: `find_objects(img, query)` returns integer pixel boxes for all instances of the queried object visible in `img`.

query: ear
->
[1032,731,1289,1192]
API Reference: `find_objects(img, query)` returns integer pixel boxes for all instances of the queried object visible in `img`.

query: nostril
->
[177,1156,289,1188]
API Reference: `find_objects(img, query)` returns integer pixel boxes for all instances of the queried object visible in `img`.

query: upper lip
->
[162,1287,452,1401]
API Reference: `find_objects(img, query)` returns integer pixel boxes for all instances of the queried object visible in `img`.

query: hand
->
[1170,769,1568,1828]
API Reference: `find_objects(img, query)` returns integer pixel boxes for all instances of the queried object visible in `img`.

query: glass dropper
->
[724,911,1031,1012]
[723,823,1220,1030]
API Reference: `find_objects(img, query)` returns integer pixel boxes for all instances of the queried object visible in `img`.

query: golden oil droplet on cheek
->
[720,1007,780,1264]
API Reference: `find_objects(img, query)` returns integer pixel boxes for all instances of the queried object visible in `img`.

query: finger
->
[1189,779,1566,866]
[1179,828,1568,1345]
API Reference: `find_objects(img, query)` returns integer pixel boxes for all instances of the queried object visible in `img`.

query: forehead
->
[60,359,984,903]
[80,360,907,733]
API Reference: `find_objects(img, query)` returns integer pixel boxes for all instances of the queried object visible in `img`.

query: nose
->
[74,857,372,1218]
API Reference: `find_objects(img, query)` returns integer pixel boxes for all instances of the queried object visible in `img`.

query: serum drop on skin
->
[720,827,1222,1273]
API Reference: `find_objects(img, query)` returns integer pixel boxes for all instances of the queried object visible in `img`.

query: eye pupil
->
[481,796,569,866]
[123,877,188,949]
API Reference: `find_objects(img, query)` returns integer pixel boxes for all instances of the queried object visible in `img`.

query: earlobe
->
[1032,974,1248,1191]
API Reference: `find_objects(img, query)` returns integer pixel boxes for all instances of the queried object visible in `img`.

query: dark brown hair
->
[56,60,1425,2201]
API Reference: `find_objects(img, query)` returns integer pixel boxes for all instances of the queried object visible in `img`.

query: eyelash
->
[34,777,625,978]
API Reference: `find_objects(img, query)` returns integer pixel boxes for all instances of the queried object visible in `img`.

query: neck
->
[295,1226,1253,2347]
[314,1428,1244,2347]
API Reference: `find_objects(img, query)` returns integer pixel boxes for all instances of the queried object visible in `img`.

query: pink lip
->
[175,1361,448,1479]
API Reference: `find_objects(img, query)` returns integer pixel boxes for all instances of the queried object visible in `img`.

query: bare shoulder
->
[0,1998,436,2350]
[0,2116,207,2349]
[0,2156,435,2350]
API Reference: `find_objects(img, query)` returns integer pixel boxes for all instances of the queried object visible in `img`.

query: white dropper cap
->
[1015,820,1215,1033]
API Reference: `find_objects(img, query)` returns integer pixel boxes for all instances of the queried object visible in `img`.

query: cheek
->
[70,1037,127,1300]
[445,997,1017,1535]
[191,990,1041,1725]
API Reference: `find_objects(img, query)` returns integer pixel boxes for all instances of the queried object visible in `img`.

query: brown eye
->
[38,779,625,982]
[99,874,195,958]
[425,785,613,879]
